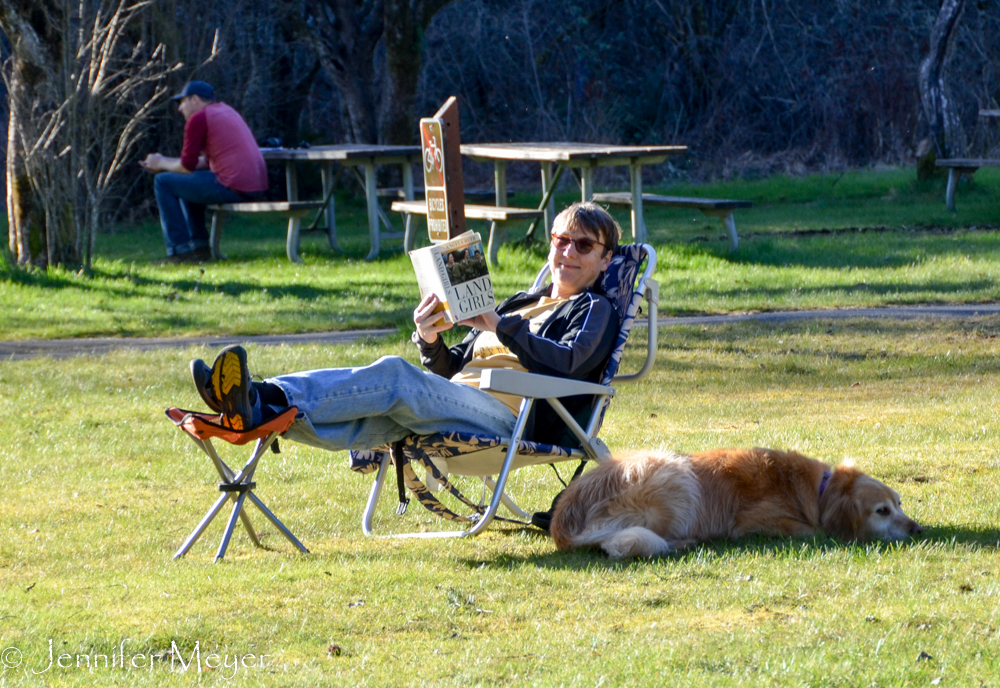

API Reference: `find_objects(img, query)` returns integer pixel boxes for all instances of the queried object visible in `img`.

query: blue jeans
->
[269,356,517,452]
[154,170,245,256]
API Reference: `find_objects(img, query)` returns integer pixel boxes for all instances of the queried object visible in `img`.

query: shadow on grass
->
[462,524,1000,571]
[664,224,1000,271]
[0,262,414,308]
[664,279,998,307]
[648,317,1000,388]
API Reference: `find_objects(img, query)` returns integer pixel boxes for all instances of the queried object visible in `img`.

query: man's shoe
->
[167,248,212,264]
[209,345,254,430]
[190,358,222,412]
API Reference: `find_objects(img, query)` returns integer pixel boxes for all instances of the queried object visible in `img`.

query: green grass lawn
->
[2,167,999,341]
[2,317,999,686]
[3,167,1000,685]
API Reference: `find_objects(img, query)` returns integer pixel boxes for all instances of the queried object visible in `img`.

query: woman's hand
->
[458,310,500,333]
[413,294,452,343]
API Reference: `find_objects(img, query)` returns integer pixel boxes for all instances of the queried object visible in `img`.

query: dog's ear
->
[819,465,866,541]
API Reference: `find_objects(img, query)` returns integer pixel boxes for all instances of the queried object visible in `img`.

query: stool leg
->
[174,492,231,559]
[248,492,310,553]
[176,430,306,559]
[238,506,262,547]
[215,491,251,562]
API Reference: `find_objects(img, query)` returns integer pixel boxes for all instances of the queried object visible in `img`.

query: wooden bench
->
[390,200,542,265]
[207,201,328,264]
[935,159,1000,211]
[377,187,512,203]
[592,192,752,251]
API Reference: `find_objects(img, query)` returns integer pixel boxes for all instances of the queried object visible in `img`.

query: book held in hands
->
[409,231,495,323]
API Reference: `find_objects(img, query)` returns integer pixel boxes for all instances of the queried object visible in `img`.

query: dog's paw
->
[602,526,672,559]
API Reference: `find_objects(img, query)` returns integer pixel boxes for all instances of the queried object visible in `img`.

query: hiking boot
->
[190,358,221,413]
[209,345,254,430]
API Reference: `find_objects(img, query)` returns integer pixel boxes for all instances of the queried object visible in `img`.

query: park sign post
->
[419,97,467,242]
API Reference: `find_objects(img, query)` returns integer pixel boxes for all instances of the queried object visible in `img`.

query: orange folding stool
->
[166,406,309,562]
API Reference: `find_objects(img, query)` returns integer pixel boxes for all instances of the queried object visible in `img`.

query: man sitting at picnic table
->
[189,202,621,452]
[140,80,268,263]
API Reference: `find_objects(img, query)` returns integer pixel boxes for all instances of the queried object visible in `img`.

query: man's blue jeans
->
[270,356,518,452]
[154,170,245,256]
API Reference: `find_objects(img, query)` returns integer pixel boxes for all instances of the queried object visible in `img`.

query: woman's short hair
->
[551,202,622,256]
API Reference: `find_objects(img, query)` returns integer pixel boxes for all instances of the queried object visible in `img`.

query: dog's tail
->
[549,460,632,551]
[575,525,673,559]
[550,452,696,557]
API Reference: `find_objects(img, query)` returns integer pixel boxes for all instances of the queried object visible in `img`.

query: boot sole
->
[211,347,251,430]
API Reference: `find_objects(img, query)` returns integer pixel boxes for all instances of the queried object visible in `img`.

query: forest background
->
[1,0,999,267]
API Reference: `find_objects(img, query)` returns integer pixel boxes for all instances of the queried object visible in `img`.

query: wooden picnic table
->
[261,144,422,261]
[460,143,687,243]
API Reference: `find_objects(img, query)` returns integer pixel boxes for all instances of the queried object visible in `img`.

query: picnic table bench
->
[390,200,542,265]
[592,192,752,251]
[207,201,327,264]
[377,187,512,203]
[936,111,1000,211]
[935,159,1000,212]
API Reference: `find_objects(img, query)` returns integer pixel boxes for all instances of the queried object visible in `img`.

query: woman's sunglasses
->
[551,234,605,255]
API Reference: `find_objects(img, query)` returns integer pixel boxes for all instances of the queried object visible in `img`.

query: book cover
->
[410,231,495,323]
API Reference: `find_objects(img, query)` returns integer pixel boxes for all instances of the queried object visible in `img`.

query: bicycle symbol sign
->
[424,137,443,174]
[420,120,446,189]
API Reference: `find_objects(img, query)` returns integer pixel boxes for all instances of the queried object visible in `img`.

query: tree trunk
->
[300,0,453,145]
[918,0,967,161]
[0,0,72,267]
[3,0,175,269]
[300,0,382,144]
[380,0,453,145]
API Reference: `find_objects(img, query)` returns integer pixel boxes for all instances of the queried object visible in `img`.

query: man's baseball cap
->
[171,81,215,101]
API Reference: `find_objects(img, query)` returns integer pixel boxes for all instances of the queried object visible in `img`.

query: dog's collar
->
[819,470,832,499]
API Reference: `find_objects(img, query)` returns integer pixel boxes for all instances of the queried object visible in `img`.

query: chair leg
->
[362,453,392,536]
[385,399,537,540]
[483,476,530,518]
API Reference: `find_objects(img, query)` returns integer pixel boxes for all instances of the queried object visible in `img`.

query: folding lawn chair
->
[351,242,659,538]
[165,406,310,561]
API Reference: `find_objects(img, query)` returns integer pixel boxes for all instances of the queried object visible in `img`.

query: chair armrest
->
[480,369,614,399]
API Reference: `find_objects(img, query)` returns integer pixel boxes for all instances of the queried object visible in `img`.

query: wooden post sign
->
[419,96,467,242]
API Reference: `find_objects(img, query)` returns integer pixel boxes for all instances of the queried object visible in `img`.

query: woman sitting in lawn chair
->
[190,202,621,462]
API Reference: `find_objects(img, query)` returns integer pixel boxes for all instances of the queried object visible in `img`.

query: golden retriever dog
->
[550,448,922,559]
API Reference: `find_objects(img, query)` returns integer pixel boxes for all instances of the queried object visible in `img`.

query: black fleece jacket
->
[415,283,620,446]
